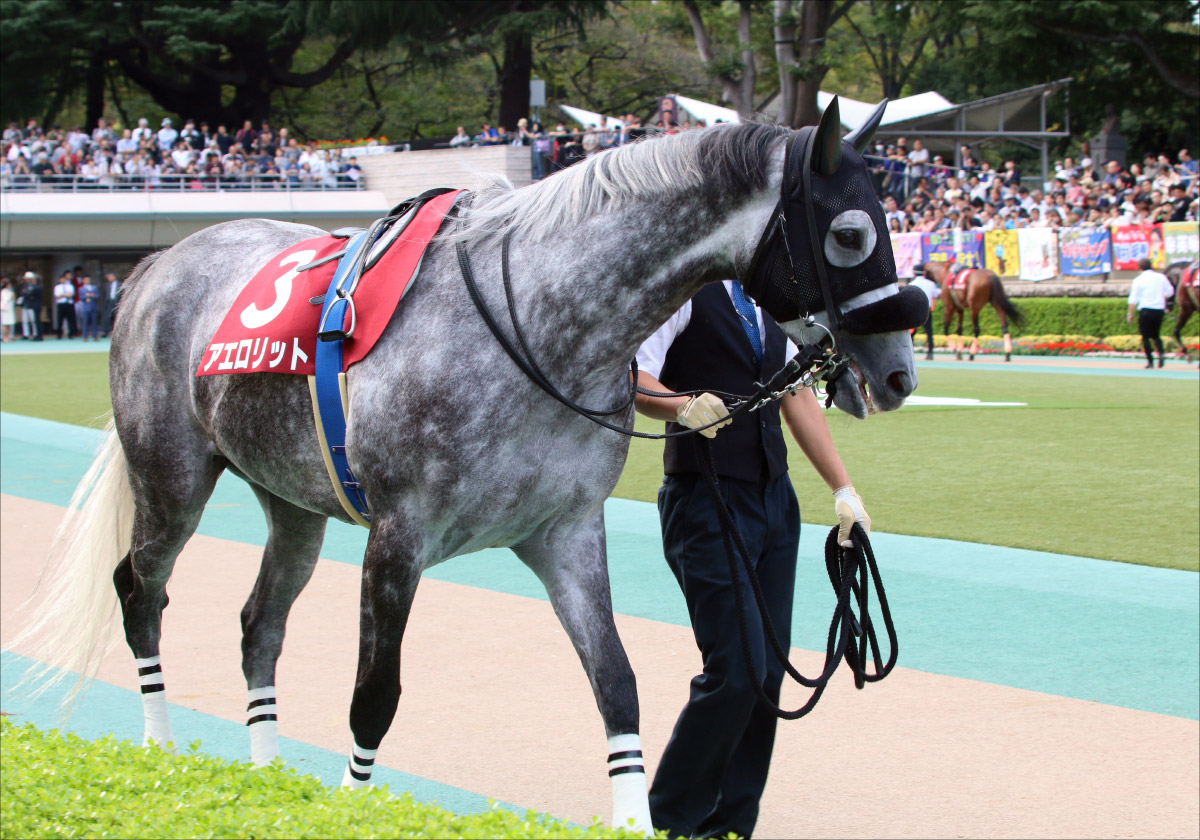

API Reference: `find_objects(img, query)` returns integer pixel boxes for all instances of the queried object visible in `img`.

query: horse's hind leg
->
[996,306,1012,362]
[240,487,327,765]
[969,309,981,361]
[516,515,653,834]
[113,442,224,747]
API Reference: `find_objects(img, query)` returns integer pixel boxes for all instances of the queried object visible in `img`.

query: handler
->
[634,280,870,839]
[1126,256,1175,369]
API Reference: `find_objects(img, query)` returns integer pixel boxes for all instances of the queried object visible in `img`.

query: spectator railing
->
[0,172,364,193]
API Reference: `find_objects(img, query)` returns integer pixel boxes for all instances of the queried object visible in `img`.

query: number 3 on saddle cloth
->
[196,189,464,526]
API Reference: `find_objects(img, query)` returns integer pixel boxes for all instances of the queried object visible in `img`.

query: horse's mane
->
[449,121,790,243]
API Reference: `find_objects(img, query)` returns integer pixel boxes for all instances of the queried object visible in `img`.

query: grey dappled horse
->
[19,106,916,832]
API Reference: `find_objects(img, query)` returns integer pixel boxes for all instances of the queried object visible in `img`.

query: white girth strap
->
[307,373,370,528]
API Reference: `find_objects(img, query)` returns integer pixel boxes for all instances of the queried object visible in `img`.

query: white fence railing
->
[0,173,365,193]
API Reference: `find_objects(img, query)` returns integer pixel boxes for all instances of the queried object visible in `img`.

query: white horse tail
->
[8,418,134,707]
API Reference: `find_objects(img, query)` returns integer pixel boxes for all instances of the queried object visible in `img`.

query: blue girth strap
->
[313,231,372,525]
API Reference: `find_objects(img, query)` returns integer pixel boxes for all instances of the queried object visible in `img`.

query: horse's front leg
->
[342,514,425,789]
[515,513,652,835]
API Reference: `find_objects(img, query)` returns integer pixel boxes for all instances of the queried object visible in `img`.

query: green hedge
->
[939,297,1200,339]
[0,720,654,839]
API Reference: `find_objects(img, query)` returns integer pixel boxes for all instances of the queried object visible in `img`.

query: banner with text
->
[1163,222,1200,265]
[1017,228,1058,281]
[1058,227,1113,276]
[983,230,1019,277]
[921,230,984,270]
[1110,224,1164,270]
[890,232,923,278]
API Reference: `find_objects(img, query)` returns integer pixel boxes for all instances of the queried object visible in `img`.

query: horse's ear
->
[812,96,842,177]
[844,98,889,155]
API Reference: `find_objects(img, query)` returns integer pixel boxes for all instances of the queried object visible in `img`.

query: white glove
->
[833,485,871,548]
[676,393,732,439]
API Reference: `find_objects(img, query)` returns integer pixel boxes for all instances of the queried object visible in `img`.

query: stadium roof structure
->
[670,78,1075,183]
[562,78,1073,184]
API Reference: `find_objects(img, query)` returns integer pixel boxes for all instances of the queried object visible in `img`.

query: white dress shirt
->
[908,276,940,307]
[636,280,799,379]
[54,281,75,304]
[1127,270,1175,311]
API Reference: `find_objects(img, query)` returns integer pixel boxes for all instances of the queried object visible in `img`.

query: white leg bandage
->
[607,734,653,835]
[136,656,174,748]
[341,742,377,789]
[247,686,279,766]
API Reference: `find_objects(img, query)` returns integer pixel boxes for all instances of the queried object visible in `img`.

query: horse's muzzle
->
[839,285,930,335]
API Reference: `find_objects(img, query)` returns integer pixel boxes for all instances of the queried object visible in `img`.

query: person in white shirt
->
[53,272,76,338]
[906,138,929,182]
[170,140,194,171]
[157,118,178,154]
[633,279,868,840]
[132,117,153,147]
[1126,257,1175,368]
[908,271,941,360]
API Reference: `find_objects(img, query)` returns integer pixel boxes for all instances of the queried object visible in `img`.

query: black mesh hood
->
[745,127,898,328]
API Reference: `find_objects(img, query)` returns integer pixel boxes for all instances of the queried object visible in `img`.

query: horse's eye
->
[834,230,860,249]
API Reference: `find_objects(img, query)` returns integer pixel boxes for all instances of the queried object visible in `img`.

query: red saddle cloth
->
[948,265,972,290]
[197,190,461,377]
[1185,265,1199,288]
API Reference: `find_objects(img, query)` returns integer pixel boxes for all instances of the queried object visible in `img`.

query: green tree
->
[0,0,511,129]
[842,0,949,100]
[909,0,1198,157]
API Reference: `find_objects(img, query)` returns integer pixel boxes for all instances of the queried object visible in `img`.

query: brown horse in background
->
[1168,259,1198,362]
[923,261,1024,361]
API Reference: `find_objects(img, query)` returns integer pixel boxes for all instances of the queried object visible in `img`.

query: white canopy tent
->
[558,105,624,130]
[673,94,741,125]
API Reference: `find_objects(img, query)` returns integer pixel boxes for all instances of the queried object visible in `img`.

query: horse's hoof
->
[1005,353,1011,362]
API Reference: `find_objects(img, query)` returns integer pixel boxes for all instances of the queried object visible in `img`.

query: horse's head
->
[744,98,926,418]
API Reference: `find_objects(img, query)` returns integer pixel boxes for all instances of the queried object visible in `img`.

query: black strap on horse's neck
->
[696,437,897,719]
[456,226,809,440]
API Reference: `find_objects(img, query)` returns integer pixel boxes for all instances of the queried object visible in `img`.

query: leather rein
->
[453,129,852,441]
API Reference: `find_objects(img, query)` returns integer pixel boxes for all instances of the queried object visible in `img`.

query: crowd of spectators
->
[1,117,364,191]
[862,138,1199,233]
[448,113,720,179]
[7,112,1199,231]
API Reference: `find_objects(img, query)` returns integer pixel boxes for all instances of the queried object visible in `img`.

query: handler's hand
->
[833,485,871,548]
[676,393,731,438]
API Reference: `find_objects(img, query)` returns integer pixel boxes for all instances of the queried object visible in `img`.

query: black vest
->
[660,283,789,483]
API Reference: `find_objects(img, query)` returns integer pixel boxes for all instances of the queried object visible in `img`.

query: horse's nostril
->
[886,371,911,396]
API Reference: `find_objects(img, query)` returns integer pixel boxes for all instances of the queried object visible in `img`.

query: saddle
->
[944,263,972,311]
[199,189,465,526]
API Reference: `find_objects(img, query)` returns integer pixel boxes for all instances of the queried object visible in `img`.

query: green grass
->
[0,720,649,839]
[0,353,113,429]
[3,353,1198,570]
[615,369,1200,571]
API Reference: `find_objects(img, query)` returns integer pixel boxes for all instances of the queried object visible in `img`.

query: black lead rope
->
[696,438,897,719]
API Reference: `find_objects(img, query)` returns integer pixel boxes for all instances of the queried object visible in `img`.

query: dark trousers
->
[1138,308,1165,363]
[651,473,800,840]
[56,301,76,337]
[917,309,934,356]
